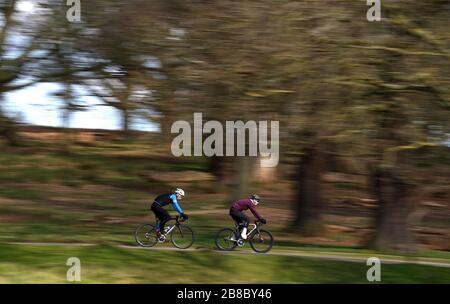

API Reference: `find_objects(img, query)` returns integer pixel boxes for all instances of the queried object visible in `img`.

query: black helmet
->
[249,194,261,202]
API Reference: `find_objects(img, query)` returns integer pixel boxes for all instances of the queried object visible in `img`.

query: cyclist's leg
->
[229,208,240,240]
[151,203,168,233]
[230,209,249,238]
[232,210,249,228]
[229,208,242,227]
[228,208,239,241]
[158,209,171,233]
[239,213,250,239]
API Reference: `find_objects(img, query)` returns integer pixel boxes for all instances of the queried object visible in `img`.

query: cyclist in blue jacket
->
[151,188,188,237]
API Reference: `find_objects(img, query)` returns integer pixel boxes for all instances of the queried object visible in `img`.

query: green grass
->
[0,244,449,284]
[0,193,447,262]
[0,187,48,201]
[0,145,206,191]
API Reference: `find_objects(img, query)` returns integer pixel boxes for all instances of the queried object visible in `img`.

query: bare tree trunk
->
[121,108,130,133]
[293,146,323,236]
[60,107,72,151]
[229,156,255,203]
[210,155,227,183]
[0,101,20,146]
[369,165,417,252]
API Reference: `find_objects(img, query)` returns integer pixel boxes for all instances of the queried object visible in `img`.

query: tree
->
[0,0,102,144]
[332,1,450,250]
[0,0,45,144]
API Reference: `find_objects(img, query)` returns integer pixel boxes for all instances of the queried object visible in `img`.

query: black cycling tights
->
[151,203,171,232]
[229,208,249,230]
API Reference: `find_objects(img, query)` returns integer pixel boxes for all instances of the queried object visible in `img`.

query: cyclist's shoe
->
[241,228,248,240]
[155,229,165,242]
[229,234,237,241]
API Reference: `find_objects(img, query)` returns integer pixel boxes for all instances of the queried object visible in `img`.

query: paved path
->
[8,242,450,268]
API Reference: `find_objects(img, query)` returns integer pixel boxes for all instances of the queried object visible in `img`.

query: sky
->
[5,83,158,132]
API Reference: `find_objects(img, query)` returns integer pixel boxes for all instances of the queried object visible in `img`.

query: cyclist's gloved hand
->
[260,218,267,224]
[181,213,189,220]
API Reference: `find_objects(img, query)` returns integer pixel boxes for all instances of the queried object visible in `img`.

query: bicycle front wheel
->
[249,229,273,253]
[135,223,158,247]
[171,225,194,249]
[215,228,238,251]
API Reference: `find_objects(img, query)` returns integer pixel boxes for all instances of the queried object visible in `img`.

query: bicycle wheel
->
[249,229,273,253]
[135,223,158,247]
[171,224,194,249]
[215,228,238,251]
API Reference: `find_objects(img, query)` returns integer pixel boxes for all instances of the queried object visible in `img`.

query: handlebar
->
[173,215,187,223]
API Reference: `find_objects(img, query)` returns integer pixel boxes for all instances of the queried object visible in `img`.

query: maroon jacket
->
[230,199,263,221]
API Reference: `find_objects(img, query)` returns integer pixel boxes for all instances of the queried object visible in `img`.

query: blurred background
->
[0,0,449,283]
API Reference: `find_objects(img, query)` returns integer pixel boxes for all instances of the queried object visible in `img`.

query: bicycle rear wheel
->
[135,223,158,247]
[215,228,238,251]
[171,225,194,249]
[249,229,273,253]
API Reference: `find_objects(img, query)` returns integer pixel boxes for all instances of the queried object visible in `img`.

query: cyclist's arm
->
[170,194,184,214]
[248,203,262,221]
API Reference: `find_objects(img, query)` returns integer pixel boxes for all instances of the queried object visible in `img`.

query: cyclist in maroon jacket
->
[229,194,267,240]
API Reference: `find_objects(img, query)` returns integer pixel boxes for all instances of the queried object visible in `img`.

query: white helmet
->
[174,188,185,197]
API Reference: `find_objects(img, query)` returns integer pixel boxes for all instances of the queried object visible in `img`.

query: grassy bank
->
[0,244,449,284]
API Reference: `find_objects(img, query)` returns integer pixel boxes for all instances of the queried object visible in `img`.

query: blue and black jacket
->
[153,193,184,214]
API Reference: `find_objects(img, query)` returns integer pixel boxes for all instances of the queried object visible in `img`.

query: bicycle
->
[135,215,194,249]
[214,221,274,253]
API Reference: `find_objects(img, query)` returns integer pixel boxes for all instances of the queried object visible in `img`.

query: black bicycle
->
[215,221,274,253]
[135,216,194,249]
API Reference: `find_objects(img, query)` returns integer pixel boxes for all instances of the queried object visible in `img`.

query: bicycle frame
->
[158,216,185,237]
[247,223,259,236]
[234,222,261,239]
[164,224,177,236]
